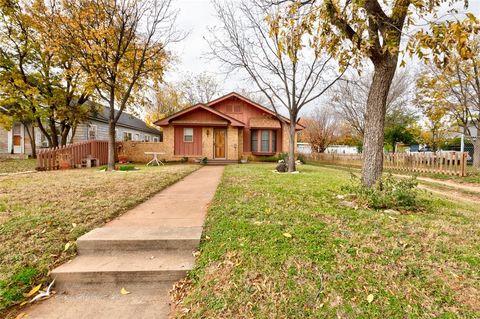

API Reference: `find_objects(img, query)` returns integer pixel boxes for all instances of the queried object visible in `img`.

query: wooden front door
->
[214,129,226,159]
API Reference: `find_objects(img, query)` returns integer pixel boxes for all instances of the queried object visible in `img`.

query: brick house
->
[154,92,304,162]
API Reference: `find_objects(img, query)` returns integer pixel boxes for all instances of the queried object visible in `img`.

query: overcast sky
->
[164,0,480,116]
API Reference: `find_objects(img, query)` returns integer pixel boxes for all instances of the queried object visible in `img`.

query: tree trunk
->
[48,117,59,147]
[24,123,37,159]
[361,57,397,187]
[107,120,116,171]
[288,122,296,172]
[473,137,480,168]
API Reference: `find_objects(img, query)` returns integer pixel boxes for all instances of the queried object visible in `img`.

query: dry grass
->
[0,159,36,174]
[0,164,198,315]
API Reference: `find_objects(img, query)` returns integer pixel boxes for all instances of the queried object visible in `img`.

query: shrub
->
[343,173,419,211]
[297,153,306,164]
[119,164,136,171]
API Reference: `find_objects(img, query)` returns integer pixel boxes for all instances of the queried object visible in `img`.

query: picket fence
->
[37,140,111,171]
[306,152,468,177]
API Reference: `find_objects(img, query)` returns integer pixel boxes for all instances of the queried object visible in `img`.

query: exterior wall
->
[227,125,239,160]
[174,126,202,156]
[120,141,167,162]
[76,120,161,143]
[210,98,283,153]
[0,127,9,153]
[202,128,214,159]
[238,129,243,159]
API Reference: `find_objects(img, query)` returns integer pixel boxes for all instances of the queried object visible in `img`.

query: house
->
[154,92,304,162]
[0,105,161,157]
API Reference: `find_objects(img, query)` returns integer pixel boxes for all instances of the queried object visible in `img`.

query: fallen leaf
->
[64,242,71,251]
[205,235,210,240]
[15,313,26,319]
[367,294,374,303]
[23,284,42,298]
[120,287,130,295]
[20,301,28,306]
[72,223,77,228]
[283,233,292,238]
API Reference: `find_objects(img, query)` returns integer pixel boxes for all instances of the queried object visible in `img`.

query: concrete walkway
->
[23,165,224,319]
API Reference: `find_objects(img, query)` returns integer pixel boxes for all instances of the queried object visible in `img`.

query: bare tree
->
[62,0,181,170]
[180,72,221,104]
[302,106,338,153]
[331,69,413,138]
[207,0,345,172]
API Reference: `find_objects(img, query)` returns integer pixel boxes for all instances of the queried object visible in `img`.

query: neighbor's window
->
[153,137,159,142]
[184,128,193,142]
[144,135,150,142]
[123,132,132,141]
[87,124,97,140]
[135,133,140,141]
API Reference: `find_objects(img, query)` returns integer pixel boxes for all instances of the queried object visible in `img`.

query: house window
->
[123,132,132,141]
[144,135,150,142]
[88,124,97,140]
[251,129,277,153]
[135,133,140,141]
[261,130,270,152]
[251,130,258,152]
[184,128,193,142]
[153,137,159,142]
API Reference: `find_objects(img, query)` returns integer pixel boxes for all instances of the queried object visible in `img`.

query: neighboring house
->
[297,142,358,155]
[154,92,304,161]
[0,106,161,156]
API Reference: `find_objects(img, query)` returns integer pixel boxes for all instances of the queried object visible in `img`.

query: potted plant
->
[240,156,248,164]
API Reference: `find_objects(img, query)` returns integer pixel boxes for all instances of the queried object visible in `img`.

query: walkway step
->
[77,227,202,254]
[51,250,194,292]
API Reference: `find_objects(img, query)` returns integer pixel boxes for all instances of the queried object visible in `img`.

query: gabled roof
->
[90,104,161,136]
[207,92,305,130]
[154,103,245,127]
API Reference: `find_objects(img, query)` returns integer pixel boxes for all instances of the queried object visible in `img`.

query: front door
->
[214,129,226,159]
[12,123,23,153]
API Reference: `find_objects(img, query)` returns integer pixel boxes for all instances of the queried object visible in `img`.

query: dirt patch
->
[418,185,480,204]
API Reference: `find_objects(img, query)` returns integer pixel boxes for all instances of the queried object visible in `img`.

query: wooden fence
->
[37,140,111,171]
[306,152,469,177]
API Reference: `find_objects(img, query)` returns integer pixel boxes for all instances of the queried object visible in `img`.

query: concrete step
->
[77,227,202,254]
[23,283,175,319]
[205,160,238,165]
[51,250,195,292]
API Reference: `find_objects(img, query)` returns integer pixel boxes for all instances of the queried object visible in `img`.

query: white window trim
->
[183,128,193,142]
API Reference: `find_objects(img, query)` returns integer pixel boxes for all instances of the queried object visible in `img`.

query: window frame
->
[87,124,97,140]
[251,129,277,154]
[123,132,132,141]
[183,127,194,142]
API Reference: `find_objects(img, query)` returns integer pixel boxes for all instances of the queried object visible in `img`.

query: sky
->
[164,0,480,116]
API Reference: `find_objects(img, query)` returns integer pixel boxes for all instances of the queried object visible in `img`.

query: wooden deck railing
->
[306,152,469,177]
[37,140,111,171]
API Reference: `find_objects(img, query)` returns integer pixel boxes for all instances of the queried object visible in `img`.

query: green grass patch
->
[0,164,199,316]
[176,164,480,318]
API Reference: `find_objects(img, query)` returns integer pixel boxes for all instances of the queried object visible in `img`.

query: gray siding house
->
[0,106,161,157]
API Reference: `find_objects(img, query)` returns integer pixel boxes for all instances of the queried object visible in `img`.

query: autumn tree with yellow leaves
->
[273,0,478,186]
[60,0,181,170]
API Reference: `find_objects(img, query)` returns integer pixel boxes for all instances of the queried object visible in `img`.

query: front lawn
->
[0,159,36,174]
[177,164,479,318]
[0,164,198,315]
